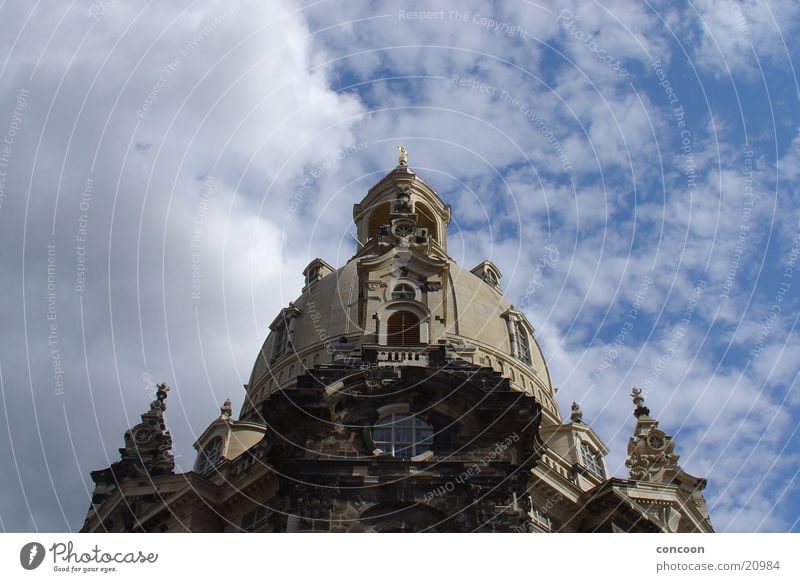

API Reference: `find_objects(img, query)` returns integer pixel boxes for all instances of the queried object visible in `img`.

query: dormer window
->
[512,322,532,365]
[302,258,334,290]
[197,436,224,474]
[307,267,321,283]
[470,261,502,290]
[272,325,290,360]
[269,305,301,361]
[503,309,535,367]
[580,442,605,478]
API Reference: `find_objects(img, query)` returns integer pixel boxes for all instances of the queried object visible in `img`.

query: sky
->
[0,0,798,533]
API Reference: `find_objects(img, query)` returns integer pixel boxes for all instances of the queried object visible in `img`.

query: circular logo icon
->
[20,542,46,570]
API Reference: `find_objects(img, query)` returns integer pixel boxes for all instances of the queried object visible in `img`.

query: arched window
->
[415,201,439,245]
[367,202,391,238]
[386,311,420,346]
[197,437,224,474]
[391,284,415,301]
[373,413,433,458]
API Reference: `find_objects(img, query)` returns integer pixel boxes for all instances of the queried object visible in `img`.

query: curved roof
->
[248,257,552,393]
[244,163,557,424]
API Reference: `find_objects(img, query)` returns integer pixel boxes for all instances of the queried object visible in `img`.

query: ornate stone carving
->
[625,388,680,482]
[118,383,175,478]
[393,186,413,213]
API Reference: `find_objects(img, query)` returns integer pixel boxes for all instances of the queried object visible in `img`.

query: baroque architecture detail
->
[116,383,175,478]
[81,155,713,533]
[626,387,679,480]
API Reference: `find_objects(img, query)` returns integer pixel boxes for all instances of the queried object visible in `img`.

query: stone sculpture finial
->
[631,387,650,418]
[397,144,408,166]
[570,401,583,423]
[117,382,175,478]
[149,383,169,411]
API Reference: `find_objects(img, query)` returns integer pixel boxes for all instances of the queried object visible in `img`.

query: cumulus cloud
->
[0,1,363,531]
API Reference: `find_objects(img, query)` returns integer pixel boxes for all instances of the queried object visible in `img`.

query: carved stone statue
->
[397,145,408,166]
[570,401,583,423]
[394,186,413,213]
[220,398,233,419]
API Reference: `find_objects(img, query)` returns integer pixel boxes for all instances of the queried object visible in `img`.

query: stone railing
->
[361,344,446,367]
[375,348,429,366]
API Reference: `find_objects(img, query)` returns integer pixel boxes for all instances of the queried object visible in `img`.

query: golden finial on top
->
[397,145,408,166]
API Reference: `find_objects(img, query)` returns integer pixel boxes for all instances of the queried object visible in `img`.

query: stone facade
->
[80,153,713,533]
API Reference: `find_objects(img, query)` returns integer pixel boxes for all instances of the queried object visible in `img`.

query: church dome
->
[241,159,559,423]
[82,149,713,535]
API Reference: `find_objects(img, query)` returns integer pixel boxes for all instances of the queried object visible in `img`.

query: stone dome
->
[241,163,560,424]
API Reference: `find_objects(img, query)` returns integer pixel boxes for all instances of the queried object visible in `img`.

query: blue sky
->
[0,0,798,532]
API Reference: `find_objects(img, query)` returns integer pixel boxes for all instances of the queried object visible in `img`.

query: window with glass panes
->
[391,284,415,300]
[197,437,223,474]
[373,413,433,458]
[530,507,552,531]
[580,442,605,478]
[513,322,532,365]
[272,325,290,359]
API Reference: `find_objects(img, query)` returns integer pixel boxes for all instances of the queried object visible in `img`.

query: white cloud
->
[0,1,365,530]
[686,0,799,78]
